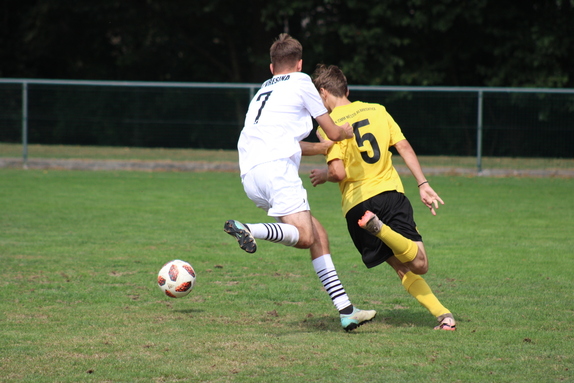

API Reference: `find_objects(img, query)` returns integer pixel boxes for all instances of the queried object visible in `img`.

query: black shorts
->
[345,191,422,269]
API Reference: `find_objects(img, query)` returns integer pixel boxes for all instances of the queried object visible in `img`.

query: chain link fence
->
[1,79,573,170]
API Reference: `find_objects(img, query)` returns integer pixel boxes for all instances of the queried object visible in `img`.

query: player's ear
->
[346,89,350,98]
[269,63,274,75]
[296,59,303,72]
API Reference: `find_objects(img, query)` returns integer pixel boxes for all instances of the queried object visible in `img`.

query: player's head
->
[312,64,348,98]
[270,33,303,74]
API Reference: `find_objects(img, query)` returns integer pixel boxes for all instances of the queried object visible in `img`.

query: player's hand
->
[316,130,334,154]
[419,183,444,216]
[309,168,328,187]
[341,122,353,139]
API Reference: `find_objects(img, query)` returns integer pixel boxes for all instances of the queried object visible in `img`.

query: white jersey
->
[238,72,328,176]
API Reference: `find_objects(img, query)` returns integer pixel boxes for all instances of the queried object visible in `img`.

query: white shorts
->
[241,158,310,217]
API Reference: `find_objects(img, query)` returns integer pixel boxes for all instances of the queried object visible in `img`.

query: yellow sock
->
[401,271,450,318]
[376,226,418,263]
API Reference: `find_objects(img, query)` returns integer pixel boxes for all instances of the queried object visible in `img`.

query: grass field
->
[2,142,574,171]
[1,161,573,381]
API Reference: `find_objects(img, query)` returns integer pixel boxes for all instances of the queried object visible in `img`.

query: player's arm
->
[310,159,346,187]
[300,140,331,156]
[394,139,444,215]
[300,129,334,156]
[394,139,426,184]
[315,113,353,141]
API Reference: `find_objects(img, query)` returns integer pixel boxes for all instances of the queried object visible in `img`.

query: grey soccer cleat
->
[357,210,383,235]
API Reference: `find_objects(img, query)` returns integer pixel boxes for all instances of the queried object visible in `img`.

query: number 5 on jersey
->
[353,119,381,164]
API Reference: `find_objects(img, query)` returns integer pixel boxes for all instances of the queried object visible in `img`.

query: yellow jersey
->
[320,101,406,216]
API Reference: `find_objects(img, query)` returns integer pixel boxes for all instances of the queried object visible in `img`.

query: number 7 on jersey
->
[254,91,273,124]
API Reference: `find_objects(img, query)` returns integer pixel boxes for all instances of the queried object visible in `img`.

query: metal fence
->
[1,79,573,171]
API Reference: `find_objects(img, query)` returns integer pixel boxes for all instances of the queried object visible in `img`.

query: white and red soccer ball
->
[157,259,196,298]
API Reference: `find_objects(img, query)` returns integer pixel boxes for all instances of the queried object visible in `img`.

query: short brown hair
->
[270,33,302,72]
[312,64,348,98]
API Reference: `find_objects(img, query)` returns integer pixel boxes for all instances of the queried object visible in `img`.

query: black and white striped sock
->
[312,254,353,313]
[246,222,299,247]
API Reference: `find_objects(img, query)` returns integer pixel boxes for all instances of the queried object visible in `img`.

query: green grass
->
[2,142,574,170]
[0,143,240,163]
[1,168,573,382]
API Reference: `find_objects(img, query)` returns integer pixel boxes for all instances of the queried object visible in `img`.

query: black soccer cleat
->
[224,220,257,253]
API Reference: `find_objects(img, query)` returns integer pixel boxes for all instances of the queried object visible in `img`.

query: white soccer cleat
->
[340,307,377,332]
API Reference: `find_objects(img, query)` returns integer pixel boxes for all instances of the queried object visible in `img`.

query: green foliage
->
[1,168,573,382]
[6,0,278,82]
[2,1,573,86]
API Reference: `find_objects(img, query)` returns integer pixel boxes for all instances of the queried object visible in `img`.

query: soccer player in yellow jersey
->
[301,64,456,330]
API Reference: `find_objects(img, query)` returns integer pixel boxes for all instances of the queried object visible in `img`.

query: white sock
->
[246,223,299,247]
[312,254,352,313]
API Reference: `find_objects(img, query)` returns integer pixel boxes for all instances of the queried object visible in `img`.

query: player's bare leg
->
[410,242,429,275]
[277,210,315,249]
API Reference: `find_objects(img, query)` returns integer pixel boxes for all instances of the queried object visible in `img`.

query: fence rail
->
[1,78,573,172]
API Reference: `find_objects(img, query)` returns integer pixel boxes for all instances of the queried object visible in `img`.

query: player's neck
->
[270,60,302,75]
[329,97,351,111]
[273,70,297,75]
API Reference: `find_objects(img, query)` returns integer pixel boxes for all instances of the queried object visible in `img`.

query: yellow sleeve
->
[318,127,344,163]
[385,109,406,146]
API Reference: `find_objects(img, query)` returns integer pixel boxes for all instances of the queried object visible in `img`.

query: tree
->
[261,0,574,87]
[5,0,278,82]
[1,0,573,87]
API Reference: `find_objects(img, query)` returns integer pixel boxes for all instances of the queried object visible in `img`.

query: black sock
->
[339,305,354,315]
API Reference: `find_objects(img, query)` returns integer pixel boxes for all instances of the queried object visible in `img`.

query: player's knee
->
[409,248,428,274]
[294,231,314,249]
[295,237,314,249]
[416,265,429,275]
[409,261,428,275]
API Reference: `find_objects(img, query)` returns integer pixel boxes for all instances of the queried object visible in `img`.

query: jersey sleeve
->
[316,127,344,163]
[300,75,328,118]
[385,108,406,146]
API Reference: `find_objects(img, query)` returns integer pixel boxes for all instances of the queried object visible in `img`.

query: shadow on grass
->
[174,308,205,314]
[380,309,437,329]
[292,308,435,332]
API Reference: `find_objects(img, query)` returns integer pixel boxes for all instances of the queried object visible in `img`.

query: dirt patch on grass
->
[1,157,574,177]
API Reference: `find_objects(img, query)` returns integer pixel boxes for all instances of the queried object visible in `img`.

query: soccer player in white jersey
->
[224,34,376,331]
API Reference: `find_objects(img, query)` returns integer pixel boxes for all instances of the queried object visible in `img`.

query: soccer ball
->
[157,259,196,298]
